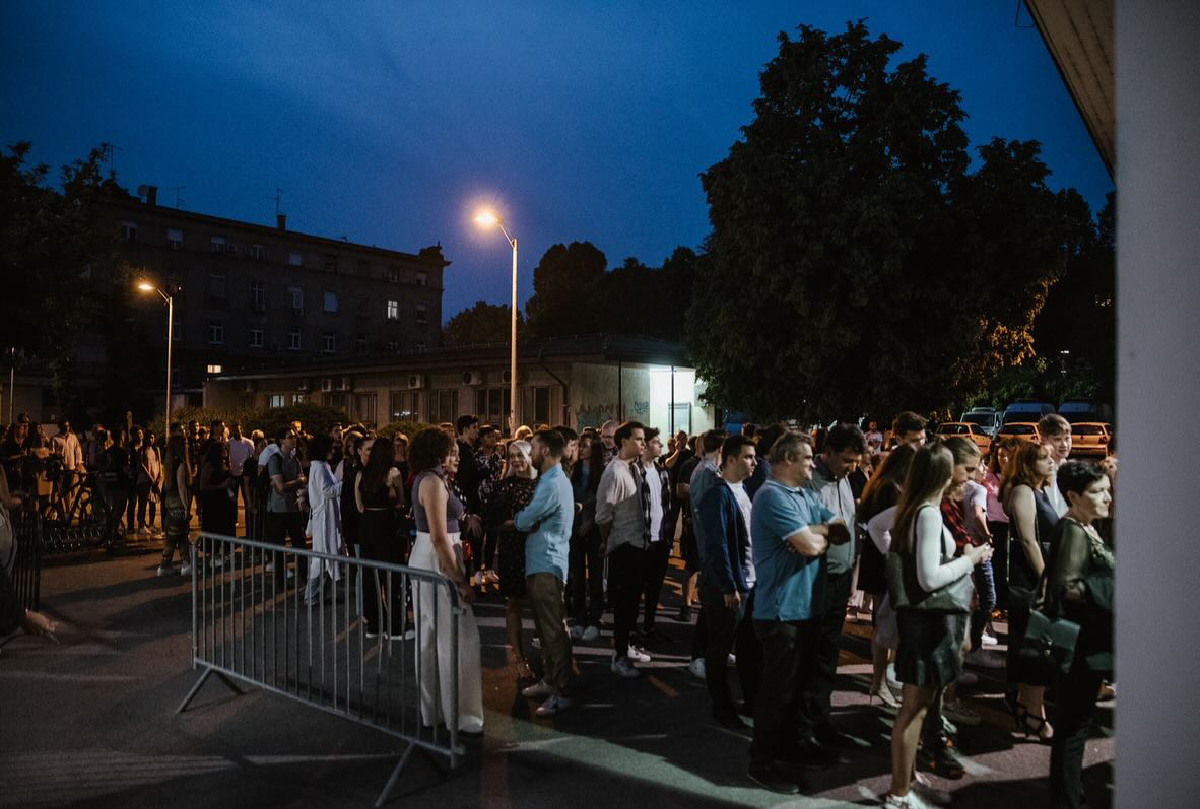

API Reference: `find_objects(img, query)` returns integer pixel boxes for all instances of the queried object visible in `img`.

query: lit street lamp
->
[137,280,175,438]
[475,210,518,433]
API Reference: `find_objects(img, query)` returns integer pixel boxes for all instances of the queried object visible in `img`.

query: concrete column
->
[1116,3,1200,805]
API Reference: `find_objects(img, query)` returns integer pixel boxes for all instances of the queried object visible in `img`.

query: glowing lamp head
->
[474,210,500,227]
[137,281,155,292]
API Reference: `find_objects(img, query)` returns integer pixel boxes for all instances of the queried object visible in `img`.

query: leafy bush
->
[148,403,350,439]
[376,420,436,441]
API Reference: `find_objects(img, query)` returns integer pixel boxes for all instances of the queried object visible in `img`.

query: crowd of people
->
[0,407,1116,807]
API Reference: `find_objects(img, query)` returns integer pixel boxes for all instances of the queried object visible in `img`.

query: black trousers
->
[264,511,306,582]
[700,583,761,717]
[570,523,604,625]
[360,510,404,634]
[608,543,647,656]
[802,569,852,729]
[642,537,673,630]
[1050,666,1105,809]
[988,521,1010,611]
[750,618,819,765]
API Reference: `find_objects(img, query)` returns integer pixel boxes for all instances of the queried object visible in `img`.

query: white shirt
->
[642,461,665,542]
[962,480,990,543]
[1046,471,1069,518]
[866,505,898,554]
[914,507,973,592]
[725,479,755,585]
[228,436,254,476]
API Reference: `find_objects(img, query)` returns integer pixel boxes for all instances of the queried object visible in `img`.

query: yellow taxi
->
[1069,422,1113,458]
[935,422,992,454]
[997,422,1042,445]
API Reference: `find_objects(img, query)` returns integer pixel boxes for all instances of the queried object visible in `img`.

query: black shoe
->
[677,605,693,622]
[783,735,844,769]
[713,711,748,730]
[919,740,965,780]
[747,762,800,795]
[813,723,859,751]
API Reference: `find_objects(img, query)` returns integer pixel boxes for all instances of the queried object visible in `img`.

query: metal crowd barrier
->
[177,532,463,807]
[6,510,43,614]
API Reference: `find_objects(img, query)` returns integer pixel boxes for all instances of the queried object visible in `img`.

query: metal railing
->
[177,532,463,806]
[5,510,42,614]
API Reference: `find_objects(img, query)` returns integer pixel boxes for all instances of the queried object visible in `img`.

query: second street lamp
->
[475,210,519,434]
[136,280,175,439]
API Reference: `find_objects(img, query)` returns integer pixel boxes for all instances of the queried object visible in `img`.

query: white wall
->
[1115,3,1200,805]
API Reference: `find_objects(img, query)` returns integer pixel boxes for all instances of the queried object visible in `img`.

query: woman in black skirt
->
[885,443,992,809]
[485,439,539,680]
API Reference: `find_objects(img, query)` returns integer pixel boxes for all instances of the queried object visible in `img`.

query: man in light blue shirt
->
[514,428,577,716]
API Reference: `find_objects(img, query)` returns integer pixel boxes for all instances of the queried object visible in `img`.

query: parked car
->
[936,421,993,454]
[1069,422,1113,457]
[959,407,1002,439]
[1002,399,1057,425]
[1058,398,1115,425]
[997,422,1042,444]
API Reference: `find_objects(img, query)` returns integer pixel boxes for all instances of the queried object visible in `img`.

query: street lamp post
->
[475,211,519,434]
[137,281,174,438]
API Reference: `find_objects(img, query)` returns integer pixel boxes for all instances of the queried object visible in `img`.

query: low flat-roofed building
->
[204,334,714,436]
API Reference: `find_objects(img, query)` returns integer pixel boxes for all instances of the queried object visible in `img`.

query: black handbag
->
[885,506,974,613]
[1018,520,1081,677]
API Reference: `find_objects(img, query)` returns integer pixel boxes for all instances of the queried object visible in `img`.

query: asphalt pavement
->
[0,533,1113,808]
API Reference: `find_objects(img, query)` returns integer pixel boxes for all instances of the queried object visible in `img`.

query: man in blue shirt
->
[747,432,851,795]
[514,428,577,716]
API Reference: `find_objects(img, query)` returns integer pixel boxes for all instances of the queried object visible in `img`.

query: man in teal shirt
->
[514,428,577,716]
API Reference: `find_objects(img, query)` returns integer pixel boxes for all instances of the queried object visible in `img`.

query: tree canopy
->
[443,300,524,346]
[688,21,1097,421]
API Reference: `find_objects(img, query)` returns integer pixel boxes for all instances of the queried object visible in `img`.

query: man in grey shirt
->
[266,427,307,583]
[803,421,866,750]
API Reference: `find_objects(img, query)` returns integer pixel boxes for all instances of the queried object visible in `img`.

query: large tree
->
[443,300,524,346]
[524,241,608,337]
[690,22,1094,421]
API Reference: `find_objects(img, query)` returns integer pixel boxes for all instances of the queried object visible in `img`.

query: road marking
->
[0,670,140,682]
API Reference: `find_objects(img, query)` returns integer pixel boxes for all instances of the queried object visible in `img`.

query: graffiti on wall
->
[576,404,616,430]
[632,400,649,417]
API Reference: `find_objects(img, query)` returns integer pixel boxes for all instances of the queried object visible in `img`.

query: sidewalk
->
[0,541,1113,808]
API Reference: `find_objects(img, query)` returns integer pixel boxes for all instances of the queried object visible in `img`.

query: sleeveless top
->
[359,471,392,510]
[412,468,464,534]
[1007,485,1061,596]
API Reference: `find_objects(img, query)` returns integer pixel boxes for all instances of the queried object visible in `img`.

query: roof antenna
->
[101,141,123,179]
[167,185,185,209]
[266,187,283,217]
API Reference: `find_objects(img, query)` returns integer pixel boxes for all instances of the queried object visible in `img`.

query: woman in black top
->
[1002,440,1060,741]
[1045,461,1114,809]
[198,441,237,537]
[485,439,539,679]
[97,429,131,542]
[356,437,404,638]
[158,435,193,576]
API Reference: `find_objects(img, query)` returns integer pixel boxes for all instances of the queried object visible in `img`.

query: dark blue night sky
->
[3,1,1112,321]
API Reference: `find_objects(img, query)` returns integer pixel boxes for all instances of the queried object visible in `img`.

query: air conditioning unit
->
[297,379,310,392]
[243,381,257,394]
[407,374,425,390]
[462,371,483,386]
[320,378,334,393]
[336,377,352,391]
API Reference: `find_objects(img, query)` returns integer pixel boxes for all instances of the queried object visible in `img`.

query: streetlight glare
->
[474,210,499,227]
[137,281,155,292]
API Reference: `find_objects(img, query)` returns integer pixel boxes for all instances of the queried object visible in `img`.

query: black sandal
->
[1014,702,1054,743]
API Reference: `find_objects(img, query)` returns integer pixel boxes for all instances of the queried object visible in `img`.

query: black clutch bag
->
[1019,607,1080,676]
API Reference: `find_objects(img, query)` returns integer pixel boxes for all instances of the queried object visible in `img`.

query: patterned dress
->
[488,476,539,598]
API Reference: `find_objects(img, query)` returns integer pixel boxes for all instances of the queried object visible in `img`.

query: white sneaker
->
[627,645,651,663]
[912,772,952,806]
[156,565,174,577]
[688,657,707,679]
[981,630,999,647]
[871,685,901,710]
[535,695,574,717]
[531,636,541,649]
[180,563,193,577]
[569,624,584,640]
[886,663,902,693]
[611,656,641,678]
[882,789,936,809]
[942,698,982,727]
[966,648,1004,669]
[522,679,554,699]
[212,555,225,569]
[582,624,601,642]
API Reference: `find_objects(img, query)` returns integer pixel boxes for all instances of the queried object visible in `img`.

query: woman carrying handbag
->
[883,442,992,809]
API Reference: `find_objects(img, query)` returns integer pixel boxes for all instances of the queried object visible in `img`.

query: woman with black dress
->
[356,437,403,638]
[486,439,539,680]
[1003,440,1060,742]
[1045,461,1114,809]
[198,441,237,538]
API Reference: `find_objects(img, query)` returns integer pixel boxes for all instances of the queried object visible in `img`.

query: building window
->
[210,236,225,252]
[291,393,309,405]
[390,390,419,421]
[322,332,336,354]
[533,386,551,426]
[288,251,303,267]
[287,329,302,350]
[354,393,377,425]
[415,271,427,286]
[386,340,399,352]
[431,390,459,424]
[323,392,349,411]
[324,291,338,313]
[355,334,368,354]
[269,394,285,408]
[289,286,304,313]
[167,227,183,249]
[207,322,225,345]
[324,254,338,272]
[120,220,137,242]
[415,341,427,352]
[386,300,399,321]
[250,328,264,348]
[206,363,223,375]
[165,318,182,341]
[386,266,400,283]
[250,280,266,311]
[415,303,428,326]
[208,273,227,301]
[477,388,510,428]
[249,244,264,260]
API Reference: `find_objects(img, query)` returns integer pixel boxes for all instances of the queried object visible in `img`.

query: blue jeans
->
[970,557,997,650]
